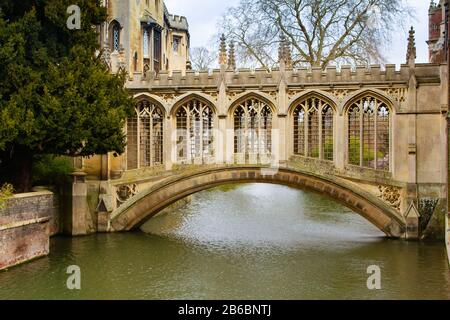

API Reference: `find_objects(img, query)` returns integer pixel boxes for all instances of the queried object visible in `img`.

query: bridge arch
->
[110,167,406,238]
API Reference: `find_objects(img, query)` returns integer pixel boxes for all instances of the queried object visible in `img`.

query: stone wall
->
[0,191,60,270]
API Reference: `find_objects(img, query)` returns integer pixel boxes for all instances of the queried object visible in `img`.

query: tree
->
[190,47,217,70]
[0,0,135,192]
[219,0,411,69]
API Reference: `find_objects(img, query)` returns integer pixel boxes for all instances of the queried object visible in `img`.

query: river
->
[0,183,449,299]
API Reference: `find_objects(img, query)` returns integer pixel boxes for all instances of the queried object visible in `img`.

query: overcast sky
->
[165,0,430,65]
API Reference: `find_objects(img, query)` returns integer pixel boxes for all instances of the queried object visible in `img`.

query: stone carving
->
[378,185,401,211]
[384,88,407,104]
[156,93,182,103]
[266,91,278,100]
[227,91,238,101]
[329,89,350,102]
[116,184,139,207]
[101,45,111,70]
[206,92,218,101]
[287,89,302,99]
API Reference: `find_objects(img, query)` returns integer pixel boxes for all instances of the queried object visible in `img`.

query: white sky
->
[165,0,430,65]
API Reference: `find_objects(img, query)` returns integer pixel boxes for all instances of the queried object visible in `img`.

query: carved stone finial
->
[406,26,416,65]
[228,41,236,71]
[219,34,227,66]
[278,33,286,63]
[284,38,292,68]
[278,33,292,68]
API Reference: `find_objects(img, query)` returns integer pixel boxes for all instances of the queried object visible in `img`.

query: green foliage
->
[32,155,74,187]
[0,183,13,209]
[308,138,333,159]
[0,0,135,190]
[348,135,385,165]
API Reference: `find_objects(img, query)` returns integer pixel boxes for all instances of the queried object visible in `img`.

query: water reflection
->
[0,183,449,300]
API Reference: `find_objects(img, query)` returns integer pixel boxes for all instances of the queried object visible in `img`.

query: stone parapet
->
[129,64,442,90]
[0,191,59,270]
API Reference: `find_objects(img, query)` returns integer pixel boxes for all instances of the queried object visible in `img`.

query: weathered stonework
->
[69,7,449,242]
[0,191,60,270]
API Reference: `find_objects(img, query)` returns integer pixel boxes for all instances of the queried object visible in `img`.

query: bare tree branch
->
[218,0,412,69]
[190,47,216,71]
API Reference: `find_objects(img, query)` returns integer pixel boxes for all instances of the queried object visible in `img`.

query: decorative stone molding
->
[155,92,182,103]
[328,89,351,102]
[287,89,302,100]
[384,88,407,105]
[206,91,218,101]
[266,91,278,100]
[116,184,139,208]
[227,91,238,101]
[378,185,401,211]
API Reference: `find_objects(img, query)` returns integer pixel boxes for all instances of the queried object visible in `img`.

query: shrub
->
[32,155,74,187]
[0,183,14,209]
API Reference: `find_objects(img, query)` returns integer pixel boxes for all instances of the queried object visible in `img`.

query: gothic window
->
[293,108,305,156]
[176,99,215,163]
[322,105,334,161]
[143,29,150,58]
[126,100,164,170]
[153,29,162,73]
[234,98,273,163]
[293,97,334,161]
[173,36,181,55]
[110,21,121,52]
[347,96,390,170]
[348,105,360,166]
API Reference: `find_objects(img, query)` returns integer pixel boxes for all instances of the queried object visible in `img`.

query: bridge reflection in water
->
[1,183,449,300]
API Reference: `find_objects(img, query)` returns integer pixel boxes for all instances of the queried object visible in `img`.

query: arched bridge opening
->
[110,167,406,238]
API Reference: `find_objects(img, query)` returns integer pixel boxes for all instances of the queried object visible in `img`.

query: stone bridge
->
[69,41,449,241]
[106,165,407,237]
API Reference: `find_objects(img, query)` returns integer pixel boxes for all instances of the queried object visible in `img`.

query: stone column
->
[64,171,88,236]
[100,154,110,181]
[217,115,227,164]
[335,114,346,170]
[277,115,287,163]
[164,116,174,171]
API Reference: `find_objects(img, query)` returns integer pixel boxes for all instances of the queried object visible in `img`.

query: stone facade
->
[99,0,190,75]
[72,10,449,241]
[0,191,60,270]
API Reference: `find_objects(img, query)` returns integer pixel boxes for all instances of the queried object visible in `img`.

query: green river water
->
[0,183,449,299]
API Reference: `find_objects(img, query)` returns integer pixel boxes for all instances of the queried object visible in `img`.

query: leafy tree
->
[219,0,412,69]
[0,0,135,192]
